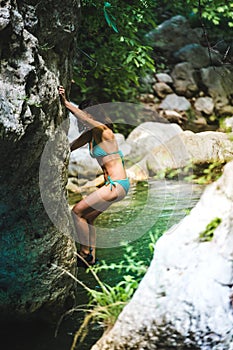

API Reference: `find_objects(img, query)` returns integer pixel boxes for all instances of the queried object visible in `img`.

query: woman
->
[58,86,130,266]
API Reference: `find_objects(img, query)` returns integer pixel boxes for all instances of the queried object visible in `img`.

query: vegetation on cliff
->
[72,0,233,103]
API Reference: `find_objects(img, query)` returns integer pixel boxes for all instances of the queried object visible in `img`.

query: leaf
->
[103,7,112,26]
[103,2,119,33]
[104,1,112,8]
[133,58,140,67]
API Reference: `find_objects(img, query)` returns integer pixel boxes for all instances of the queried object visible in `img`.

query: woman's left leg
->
[72,183,126,262]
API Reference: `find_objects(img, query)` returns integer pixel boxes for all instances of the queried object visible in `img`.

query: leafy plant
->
[153,163,194,181]
[148,228,164,253]
[72,0,157,102]
[189,162,225,184]
[53,230,165,349]
[188,0,233,27]
[199,217,222,242]
[93,245,148,276]
[53,247,148,349]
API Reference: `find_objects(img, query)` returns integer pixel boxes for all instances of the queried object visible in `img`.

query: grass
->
[53,246,149,349]
[199,217,222,242]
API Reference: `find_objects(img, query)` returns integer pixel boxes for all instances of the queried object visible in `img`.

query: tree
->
[72,0,156,102]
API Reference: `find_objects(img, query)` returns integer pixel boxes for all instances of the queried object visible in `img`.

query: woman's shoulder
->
[101,127,114,141]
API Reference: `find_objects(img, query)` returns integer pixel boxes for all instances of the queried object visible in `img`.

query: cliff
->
[0,0,80,323]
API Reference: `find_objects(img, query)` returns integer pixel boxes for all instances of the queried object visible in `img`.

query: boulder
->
[92,161,233,350]
[125,122,183,165]
[138,93,157,103]
[174,43,222,68]
[155,73,173,84]
[171,62,199,97]
[152,82,173,98]
[127,130,233,180]
[200,66,233,116]
[148,130,233,174]
[159,93,191,111]
[194,96,214,115]
[160,110,187,125]
[145,16,201,58]
[0,0,80,323]
[192,116,208,127]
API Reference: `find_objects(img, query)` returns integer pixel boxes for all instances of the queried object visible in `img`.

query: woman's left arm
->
[58,86,106,130]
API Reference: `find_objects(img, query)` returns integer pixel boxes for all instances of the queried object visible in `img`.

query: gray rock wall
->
[0,0,80,322]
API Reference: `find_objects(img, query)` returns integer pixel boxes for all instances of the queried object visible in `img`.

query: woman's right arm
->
[70,130,92,152]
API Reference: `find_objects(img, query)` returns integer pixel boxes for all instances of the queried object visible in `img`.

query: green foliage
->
[55,231,165,348]
[92,245,148,276]
[153,163,194,181]
[148,227,164,253]
[66,246,148,349]
[152,160,225,185]
[145,0,233,28]
[188,0,233,27]
[199,217,222,242]
[73,0,157,102]
[73,0,233,103]
[189,162,225,184]
[157,0,233,27]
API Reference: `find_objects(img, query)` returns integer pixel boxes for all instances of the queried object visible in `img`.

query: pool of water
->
[3,179,204,350]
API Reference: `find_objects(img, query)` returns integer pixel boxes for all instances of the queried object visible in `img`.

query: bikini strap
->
[105,175,116,190]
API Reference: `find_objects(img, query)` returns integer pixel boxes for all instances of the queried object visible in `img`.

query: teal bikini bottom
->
[105,175,130,194]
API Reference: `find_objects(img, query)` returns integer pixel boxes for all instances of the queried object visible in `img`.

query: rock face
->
[92,161,233,350]
[0,1,80,323]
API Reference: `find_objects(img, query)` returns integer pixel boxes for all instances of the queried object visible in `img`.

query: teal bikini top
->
[89,139,124,165]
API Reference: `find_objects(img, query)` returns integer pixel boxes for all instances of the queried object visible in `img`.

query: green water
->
[4,179,204,350]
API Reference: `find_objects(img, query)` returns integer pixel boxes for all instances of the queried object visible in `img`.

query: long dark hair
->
[78,99,114,132]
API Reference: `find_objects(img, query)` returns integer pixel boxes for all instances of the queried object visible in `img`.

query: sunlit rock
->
[159,93,191,111]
